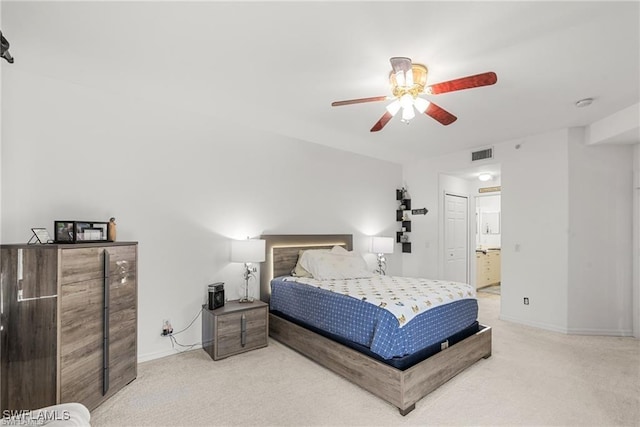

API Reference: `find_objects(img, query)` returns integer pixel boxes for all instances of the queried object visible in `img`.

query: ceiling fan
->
[331,57,497,132]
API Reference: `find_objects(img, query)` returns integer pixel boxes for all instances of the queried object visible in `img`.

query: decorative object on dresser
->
[201,300,268,360]
[207,282,225,310]
[107,217,117,242]
[28,227,53,244]
[371,236,394,275]
[230,238,266,303]
[0,242,138,412]
[54,220,109,243]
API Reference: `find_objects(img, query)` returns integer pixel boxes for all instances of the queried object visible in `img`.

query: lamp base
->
[238,296,255,303]
[376,254,386,275]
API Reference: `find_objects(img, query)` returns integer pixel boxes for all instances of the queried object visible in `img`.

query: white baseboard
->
[565,327,634,337]
[499,314,568,334]
[138,344,203,363]
[500,314,634,337]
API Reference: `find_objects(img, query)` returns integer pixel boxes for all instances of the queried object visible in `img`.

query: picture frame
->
[54,220,109,243]
[29,228,53,244]
[55,221,75,242]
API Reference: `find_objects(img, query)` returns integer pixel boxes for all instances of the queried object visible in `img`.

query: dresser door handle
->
[240,314,247,347]
[103,250,110,396]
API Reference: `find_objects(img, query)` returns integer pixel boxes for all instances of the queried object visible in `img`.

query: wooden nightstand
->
[202,300,268,360]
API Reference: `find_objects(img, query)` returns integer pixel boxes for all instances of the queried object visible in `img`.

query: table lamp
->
[231,238,266,303]
[371,236,394,275]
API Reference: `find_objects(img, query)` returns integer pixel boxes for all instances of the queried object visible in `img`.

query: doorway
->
[444,193,469,283]
[475,193,502,294]
[438,165,502,295]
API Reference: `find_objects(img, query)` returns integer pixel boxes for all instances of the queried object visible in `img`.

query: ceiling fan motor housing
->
[390,64,428,99]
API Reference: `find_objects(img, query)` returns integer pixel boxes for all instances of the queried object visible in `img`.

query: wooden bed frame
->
[259,234,492,416]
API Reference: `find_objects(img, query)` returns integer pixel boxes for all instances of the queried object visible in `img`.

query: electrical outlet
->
[524,297,529,305]
[161,319,173,336]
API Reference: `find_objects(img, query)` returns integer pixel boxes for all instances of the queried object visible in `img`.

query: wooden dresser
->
[475,249,501,289]
[0,242,137,411]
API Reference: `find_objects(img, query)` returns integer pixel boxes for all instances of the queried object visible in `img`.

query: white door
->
[444,193,468,283]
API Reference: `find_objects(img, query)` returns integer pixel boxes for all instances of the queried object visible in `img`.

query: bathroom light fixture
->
[478,173,493,182]
[231,238,266,303]
[371,236,394,275]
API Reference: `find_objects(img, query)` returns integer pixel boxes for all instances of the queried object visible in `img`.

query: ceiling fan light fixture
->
[386,99,402,116]
[390,64,428,98]
[414,97,430,114]
[401,105,415,123]
[405,69,414,87]
[399,93,413,109]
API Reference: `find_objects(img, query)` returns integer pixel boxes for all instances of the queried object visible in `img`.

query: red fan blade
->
[331,96,388,107]
[370,111,394,132]
[426,72,497,95]
[425,102,457,125]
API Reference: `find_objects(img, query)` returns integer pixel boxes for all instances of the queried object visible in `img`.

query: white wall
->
[499,131,571,332]
[405,128,635,335]
[567,128,634,335]
[1,70,402,361]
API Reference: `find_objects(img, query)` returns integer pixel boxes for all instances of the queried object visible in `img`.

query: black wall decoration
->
[1,31,14,63]
[396,188,428,254]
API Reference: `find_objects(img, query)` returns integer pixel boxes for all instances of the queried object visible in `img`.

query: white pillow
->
[299,249,373,280]
[330,245,353,255]
[291,249,328,277]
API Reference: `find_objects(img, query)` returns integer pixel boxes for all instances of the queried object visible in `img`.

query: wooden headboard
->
[259,234,353,302]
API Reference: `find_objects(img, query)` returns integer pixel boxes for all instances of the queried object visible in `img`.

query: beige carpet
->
[91,294,640,426]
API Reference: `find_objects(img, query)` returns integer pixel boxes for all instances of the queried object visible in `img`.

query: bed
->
[259,234,492,415]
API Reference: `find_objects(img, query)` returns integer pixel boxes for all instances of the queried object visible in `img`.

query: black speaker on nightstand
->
[208,282,225,310]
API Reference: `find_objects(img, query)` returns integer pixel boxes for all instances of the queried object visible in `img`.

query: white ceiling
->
[2,1,639,165]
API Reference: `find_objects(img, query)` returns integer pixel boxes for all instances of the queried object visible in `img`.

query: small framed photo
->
[55,221,75,242]
[55,220,109,243]
[74,222,91,241]
[92,223,108,240]
[30,228,53,244]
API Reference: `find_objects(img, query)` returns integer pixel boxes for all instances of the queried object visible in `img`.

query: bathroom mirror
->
[482,211,500,234]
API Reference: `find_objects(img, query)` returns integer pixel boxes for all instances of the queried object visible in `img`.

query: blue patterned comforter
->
[270,276,478,359]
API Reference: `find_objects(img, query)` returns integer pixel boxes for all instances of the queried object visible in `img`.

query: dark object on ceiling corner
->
[1,31,14,63]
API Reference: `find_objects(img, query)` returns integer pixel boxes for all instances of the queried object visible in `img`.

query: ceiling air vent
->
[471,147,493,162]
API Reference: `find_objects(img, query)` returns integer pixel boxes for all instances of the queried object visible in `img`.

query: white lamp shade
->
[231,239,266,263]
[401,105,415,121]
[385,99,401,116]
[413,97,430,114]
[371,236,394,254]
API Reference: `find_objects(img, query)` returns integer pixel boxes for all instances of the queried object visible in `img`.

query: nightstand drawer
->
[202,300,268,361]
[216,308,268,359]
